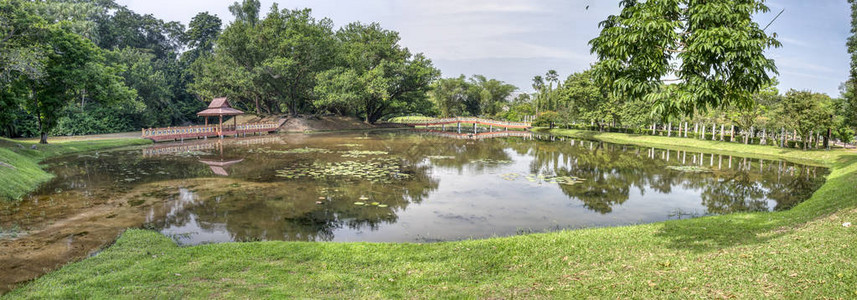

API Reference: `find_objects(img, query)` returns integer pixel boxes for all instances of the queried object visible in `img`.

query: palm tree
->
[545,70,559,111]
[532,75,544,116]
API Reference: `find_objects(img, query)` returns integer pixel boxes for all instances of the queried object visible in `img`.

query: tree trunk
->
[254,95,261,115]
[730,125,735,142]
[40,132,48,144]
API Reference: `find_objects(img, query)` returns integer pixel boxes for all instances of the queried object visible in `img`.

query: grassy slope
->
[6,129,857,298]
[0,137,152,200]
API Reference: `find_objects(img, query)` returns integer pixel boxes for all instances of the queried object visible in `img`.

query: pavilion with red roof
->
[197,97,244,131]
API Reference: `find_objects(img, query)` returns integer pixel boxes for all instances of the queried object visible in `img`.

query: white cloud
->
[115,0,850,95]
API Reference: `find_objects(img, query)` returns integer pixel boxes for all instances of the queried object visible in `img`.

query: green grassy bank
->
[0,137,152,201]
[6,129,857,298]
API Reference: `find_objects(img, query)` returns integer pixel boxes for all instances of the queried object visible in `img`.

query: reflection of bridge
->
[415,129,533,140]
[142,135,284,157]
[393,117,531,130]
[141,120,285,142]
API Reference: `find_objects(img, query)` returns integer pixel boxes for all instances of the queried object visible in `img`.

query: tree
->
[469,74,516,117]
[534,111,560,129]
[778,90,834,150]
[845,0,857,134]
[25,24,134,143]
[531,75,544,115]
[589,0,780,119]
[1,0,45,131]
[229,0,261,26]
[429,76,469,118]
[726,81,779,143]
[315,22,438,123]
[183,12,221,63]
[545,69,559,111]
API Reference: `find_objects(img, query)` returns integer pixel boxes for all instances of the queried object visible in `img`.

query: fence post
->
[701,124,706,140]
[720,124,724,141]
[711,125,716,141]
[730,125,735,142]
[668,123,672,137]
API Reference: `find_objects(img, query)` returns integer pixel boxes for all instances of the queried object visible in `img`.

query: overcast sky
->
[117,0,851,96]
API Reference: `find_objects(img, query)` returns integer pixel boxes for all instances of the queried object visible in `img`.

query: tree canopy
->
[589,0,781,119]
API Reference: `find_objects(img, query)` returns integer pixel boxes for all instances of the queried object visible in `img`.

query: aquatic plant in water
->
[339,150,389,158]
[250,147,332,154]
[276,157,410,183]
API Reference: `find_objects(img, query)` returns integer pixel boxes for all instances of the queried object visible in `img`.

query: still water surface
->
[12,130,828,246]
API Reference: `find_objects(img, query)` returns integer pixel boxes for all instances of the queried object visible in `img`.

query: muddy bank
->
[0,178,281,293]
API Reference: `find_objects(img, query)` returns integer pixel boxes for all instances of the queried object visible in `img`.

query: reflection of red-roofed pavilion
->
[199,158,244,176]
[198,97,244,136]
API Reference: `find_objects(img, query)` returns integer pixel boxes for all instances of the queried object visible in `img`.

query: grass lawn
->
[0,137,152,201]
[5,129,857,298]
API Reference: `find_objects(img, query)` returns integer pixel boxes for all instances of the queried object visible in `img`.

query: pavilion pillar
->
[219,115,223,139]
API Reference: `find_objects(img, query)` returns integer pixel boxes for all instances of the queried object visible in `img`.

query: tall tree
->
[589,0,780,119]
[545,69,559,111]
[183,11,221,63]
[25,24,134,143]
[229,0,261,26]
[430,76,469,118]
[845,0,857,132]
[531,75,544,115]
[469,75,516,117]
[315,22,438,123]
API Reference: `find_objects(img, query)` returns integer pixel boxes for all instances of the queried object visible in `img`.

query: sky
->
[117,0,852,96]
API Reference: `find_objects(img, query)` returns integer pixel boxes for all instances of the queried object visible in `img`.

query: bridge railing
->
[392,117,531,128]
[142,122,281,140]
[142,125,218,139]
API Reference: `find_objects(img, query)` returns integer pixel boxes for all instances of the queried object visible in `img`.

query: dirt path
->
[12,132,144,143]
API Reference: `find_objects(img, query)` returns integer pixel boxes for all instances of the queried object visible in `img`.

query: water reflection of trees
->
[45,131,829,243]
[156,163,439,242]
[507,135,827,215]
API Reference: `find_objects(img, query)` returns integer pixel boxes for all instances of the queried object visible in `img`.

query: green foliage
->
[182,12,221,64]
[430,76,469,118]
[16,17,135,143]
[429,75,515,119]
[193,7,338,116]
[589,0,780,119]
[533,111,560,128]
[777,90,835,149]
[314,22,439,123]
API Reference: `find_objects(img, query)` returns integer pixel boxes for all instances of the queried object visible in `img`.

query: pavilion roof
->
[197,97,244,116]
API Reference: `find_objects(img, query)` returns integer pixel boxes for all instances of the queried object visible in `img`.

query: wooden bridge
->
[393,117,532,130]
[141,120,284,142]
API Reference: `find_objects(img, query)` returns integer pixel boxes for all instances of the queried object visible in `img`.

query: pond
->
[0,129,828,289]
